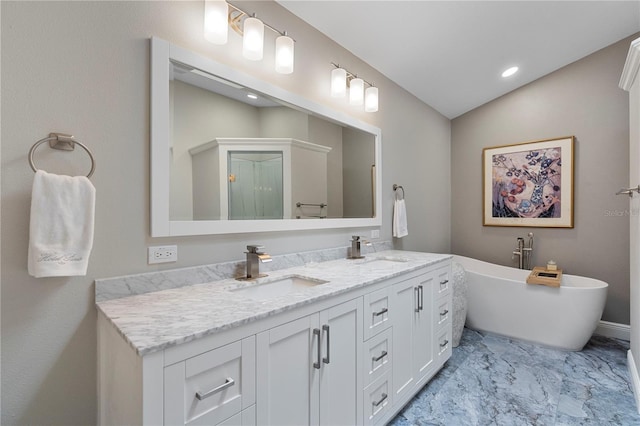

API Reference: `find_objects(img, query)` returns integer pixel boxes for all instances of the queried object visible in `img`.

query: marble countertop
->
[97,250,451,356]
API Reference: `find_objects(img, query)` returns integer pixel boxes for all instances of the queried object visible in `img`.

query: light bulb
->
[349,77,364,106]
[331,68,347,98]
[365,86,379,112]
[243,16,264,61]
[275,34,294,74]
[502,66,519,78]
[203,0,228,45]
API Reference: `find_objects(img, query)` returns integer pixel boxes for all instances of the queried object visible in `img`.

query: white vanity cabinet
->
[256,298,363,426]
[97,255,452,426]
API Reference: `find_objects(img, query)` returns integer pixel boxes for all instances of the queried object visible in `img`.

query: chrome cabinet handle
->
[372,350,388,362]
[196,377,235,400]
[313,328,321,369]
[440,279,449,288]
[373,307,388,317]
[418,285,424,311]
[440,339,449,348]
[322,324,330,364]
[440,309,449,317]
[372,393,388,407]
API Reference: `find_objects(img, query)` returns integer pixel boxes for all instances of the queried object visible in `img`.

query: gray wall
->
[0,1,450,424]
[451,34,636,325]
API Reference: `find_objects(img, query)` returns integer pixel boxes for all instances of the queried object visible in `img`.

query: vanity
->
[96,249,452,425]
[101,38,454,425]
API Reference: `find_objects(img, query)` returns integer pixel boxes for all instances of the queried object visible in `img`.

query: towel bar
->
[28,133,96,178]
[393,184,405,200]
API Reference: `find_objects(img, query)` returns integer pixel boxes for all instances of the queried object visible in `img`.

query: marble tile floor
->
[389,328,639,425]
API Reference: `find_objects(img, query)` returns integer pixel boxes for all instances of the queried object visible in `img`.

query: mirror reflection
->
[169,60,376,222]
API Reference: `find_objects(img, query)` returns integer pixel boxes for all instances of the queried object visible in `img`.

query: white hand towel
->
[393,199,408,238]
[28,170,96,278]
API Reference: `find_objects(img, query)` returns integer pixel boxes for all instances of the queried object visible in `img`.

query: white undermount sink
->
[231,275,329,300]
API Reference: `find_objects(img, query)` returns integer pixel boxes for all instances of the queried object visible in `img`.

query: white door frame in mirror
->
[151,37,382,236]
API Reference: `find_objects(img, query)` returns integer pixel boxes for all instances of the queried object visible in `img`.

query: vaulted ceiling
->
[277,1,640,118]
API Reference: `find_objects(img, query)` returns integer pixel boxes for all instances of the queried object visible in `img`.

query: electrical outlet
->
[148,245,178,264]
[371,229,380,239]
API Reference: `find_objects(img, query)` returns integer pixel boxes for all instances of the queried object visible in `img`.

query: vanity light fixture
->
[331,67,347,97]
[242,14,264,61]
[502,66,519,78]
[365,86,379,112]
[203,0,295,74]
[349,77,364,106]
[331,63,378,112]
[203,0,229,44]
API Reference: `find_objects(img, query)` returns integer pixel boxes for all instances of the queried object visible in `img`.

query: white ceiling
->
[277,1,640,119]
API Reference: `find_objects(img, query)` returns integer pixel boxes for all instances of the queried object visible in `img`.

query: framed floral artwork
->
[483,136,574,227]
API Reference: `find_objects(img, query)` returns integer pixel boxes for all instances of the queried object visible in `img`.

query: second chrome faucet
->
[512,232,534,269]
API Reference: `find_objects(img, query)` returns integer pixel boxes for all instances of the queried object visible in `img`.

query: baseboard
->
[594,320,630,341]
[628,350,640,414]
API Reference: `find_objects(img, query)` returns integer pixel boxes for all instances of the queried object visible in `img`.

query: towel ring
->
[393,184,405,200]
[28,133,96,178]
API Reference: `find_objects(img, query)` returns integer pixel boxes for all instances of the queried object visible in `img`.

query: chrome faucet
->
[349,236,370,259]
[244,245,272,279]
[512,233,534,269]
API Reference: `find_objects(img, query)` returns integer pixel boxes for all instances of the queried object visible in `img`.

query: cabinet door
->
[390,277,417,403]
[256,315,321,426]
[413,272,434,386]
[319,298,363,426]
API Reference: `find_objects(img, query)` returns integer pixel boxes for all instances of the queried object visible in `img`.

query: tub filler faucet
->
[512,232,534,269]
[244,245,272,279]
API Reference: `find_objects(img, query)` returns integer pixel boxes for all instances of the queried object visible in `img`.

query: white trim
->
[628,350,640,414]
[594,320,630,341]
[619,37,640,91]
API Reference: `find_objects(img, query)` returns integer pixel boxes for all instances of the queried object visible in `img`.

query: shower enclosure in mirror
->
[151,37,382,236]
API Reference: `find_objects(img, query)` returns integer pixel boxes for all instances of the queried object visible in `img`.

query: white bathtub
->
[453,255,608,351]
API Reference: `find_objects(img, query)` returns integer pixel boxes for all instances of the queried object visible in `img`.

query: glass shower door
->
[228,152,283,220]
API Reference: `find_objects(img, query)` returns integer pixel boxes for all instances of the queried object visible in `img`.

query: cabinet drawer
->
[435,295,451,329]
[363,371,391,426]
[363,287,392,340]
[435,265,451,298]
[164,337,256,426]
[363,328,392,388]
[435,327,452,366]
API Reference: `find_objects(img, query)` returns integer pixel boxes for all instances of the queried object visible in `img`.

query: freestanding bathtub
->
[453,255,608,351]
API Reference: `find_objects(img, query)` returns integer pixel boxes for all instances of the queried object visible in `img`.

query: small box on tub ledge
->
[526,266,562,287]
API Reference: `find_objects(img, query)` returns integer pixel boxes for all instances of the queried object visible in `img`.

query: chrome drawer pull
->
[440,339,449,348]
[196,377,235,400]
[373,307,388,317]
[322,324,330,365]
[313,328,321,369]
[372,350,388,362]
[372,393,388,407]
[440,309,449,317]
[440,279,449,287]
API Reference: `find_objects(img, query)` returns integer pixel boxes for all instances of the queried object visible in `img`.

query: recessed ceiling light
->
[502,66,519,78]
[247,93,258,100]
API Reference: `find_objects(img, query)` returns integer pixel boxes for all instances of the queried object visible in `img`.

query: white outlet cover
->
[148,245,178,264]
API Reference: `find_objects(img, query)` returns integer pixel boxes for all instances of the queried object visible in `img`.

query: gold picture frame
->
[483,136,574,228]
